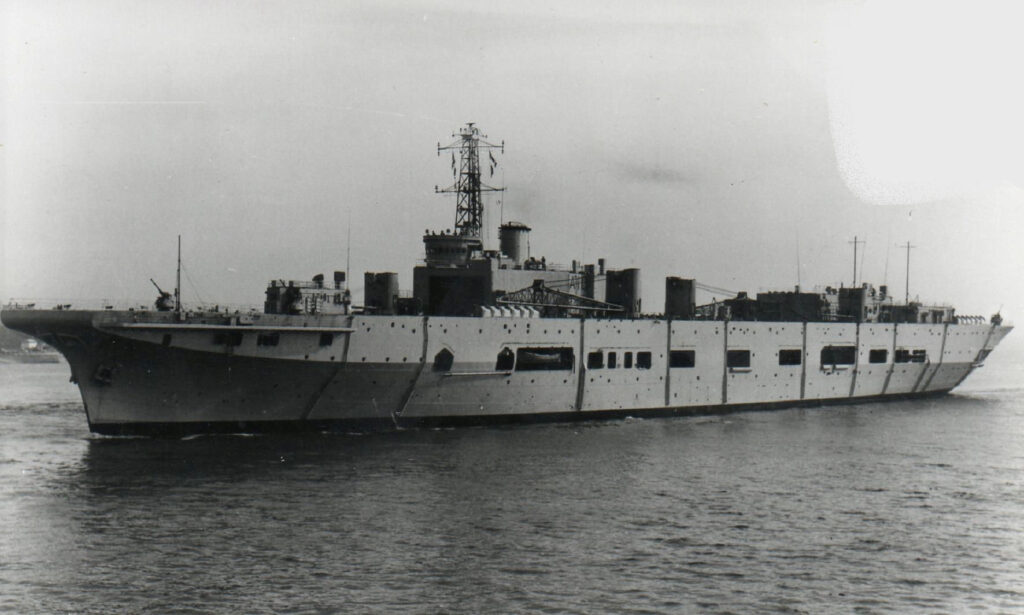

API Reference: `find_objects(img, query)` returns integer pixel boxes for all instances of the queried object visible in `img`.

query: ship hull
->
[1,308,1011,436]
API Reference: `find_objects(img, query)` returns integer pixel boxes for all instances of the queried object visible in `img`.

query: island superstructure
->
[1,124,1012,435]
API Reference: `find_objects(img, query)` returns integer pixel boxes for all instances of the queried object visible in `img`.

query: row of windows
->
[895,348,928,363]
[433,347,577,373]
[211,332,335,347]
[432,345,928,374]
[667,346,928,369]
[208,337,928,369]
[823,346,928,365]
[670,349,752,369]
[586,351,652,370]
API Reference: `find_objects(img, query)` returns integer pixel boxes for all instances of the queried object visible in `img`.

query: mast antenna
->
[795,230,802,291]
[882,238,891,286]
[900,241,916,303]
[175,235,182,319]
[346,210,352,290]
[848,235,865,287]
[436,123,505,240]
[500,166,506,225]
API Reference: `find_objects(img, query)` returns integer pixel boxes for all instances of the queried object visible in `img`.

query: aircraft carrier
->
[1,124,1012,435]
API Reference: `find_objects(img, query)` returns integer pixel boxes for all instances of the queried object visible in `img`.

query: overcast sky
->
[3,0,1022,322]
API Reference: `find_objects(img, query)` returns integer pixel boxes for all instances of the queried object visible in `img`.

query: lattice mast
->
[436,123,504,239]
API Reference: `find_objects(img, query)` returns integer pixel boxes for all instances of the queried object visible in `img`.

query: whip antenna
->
[175,235,182,319]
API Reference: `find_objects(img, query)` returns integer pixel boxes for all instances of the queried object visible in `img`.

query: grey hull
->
[1,308,1011,436]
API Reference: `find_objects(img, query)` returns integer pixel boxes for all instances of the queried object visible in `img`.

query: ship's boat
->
[0,124,1012,435]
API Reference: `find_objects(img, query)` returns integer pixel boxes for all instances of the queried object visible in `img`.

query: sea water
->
[1,347,1022,614]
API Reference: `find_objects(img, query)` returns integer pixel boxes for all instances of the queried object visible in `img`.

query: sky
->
[2,0,1023,324]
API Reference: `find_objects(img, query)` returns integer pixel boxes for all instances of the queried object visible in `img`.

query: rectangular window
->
[820,345,856,366]
[587,351,604,369]
[911,349,927,363]
[213,332,243,346]
[669,350,695,368]
[636,351,652,369]
[515,347,575,371]
[894,348,911,363]
[624,352,633,369]
[257,332,280,347]
[726,349,750,368]
[778,349,802,366]
[319,333,334,347]
[869,349,888,364]
[608,351,618,369]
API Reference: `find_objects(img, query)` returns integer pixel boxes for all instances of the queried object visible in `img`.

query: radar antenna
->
[436,123,505,239]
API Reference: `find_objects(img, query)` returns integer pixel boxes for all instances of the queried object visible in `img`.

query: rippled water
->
[1,356,1023,614]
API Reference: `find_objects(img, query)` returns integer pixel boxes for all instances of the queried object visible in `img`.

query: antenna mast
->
[436,123,504,239]
[344,214,353,314]
[792,228,802,291]
[848,235,865,287]
[346,210,352,288]
[901,241,915,304]
[175,235,182,319]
